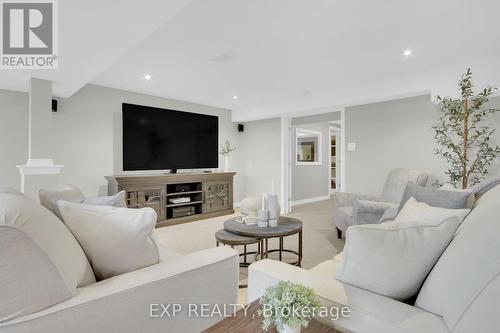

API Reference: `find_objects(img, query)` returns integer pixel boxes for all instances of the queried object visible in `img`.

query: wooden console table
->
[106,172,235,228]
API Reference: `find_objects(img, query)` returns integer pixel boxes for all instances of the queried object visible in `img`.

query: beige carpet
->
[155,196,344,302]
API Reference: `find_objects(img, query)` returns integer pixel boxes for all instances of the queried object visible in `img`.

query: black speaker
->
[52,99,57,112]
[237,124,244,132]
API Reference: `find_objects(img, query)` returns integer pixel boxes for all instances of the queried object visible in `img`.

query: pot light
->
[403,49,412,57]
[143,73,152,80]
[233,95,239,100]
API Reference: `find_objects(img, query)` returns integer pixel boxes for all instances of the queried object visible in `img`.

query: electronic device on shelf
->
[168,197,191,204]
[172,206,196,218]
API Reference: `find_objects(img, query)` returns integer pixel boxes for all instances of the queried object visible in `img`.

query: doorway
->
[286,111,344,211]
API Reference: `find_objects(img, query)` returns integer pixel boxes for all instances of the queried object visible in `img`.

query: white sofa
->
[0,188,239,333]
[249,184,500,333]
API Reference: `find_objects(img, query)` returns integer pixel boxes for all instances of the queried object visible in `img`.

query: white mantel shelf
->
[17,159,64,175]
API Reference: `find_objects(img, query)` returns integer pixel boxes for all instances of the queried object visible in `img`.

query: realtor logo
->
[1,0,58,69]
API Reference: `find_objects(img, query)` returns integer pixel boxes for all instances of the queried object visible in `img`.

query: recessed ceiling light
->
[143,73,152,80]
[403,49,412,57]
[233,95,239,100]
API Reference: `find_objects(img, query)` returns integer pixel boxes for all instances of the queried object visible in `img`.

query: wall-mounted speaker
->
[52,99,57,112]
[237,124,244,132]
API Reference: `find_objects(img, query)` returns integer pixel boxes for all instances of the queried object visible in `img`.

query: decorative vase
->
[280,323,301,333]
[266,194,280,227]
[223,155,230,172]
[257,209,269,228]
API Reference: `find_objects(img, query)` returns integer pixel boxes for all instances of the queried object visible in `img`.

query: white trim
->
[340,107,346,192]
[280,116,292,214]
[291,195,330,207]
[329,126,340,194]
[295,128,322,166]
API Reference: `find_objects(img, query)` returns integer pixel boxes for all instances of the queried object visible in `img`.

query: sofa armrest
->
[335,192,381,208]
[2,247,239,333]
[248,260,449,333]
[354,200,398,225]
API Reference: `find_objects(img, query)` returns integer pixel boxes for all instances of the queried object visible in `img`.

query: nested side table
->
[215,230,263,288]
[223,216,303,267]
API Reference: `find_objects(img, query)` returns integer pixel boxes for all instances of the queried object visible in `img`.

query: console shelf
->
[166,201,203,208]
[106,172,235,227]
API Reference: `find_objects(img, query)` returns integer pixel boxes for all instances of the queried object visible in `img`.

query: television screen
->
[122,103,219,171]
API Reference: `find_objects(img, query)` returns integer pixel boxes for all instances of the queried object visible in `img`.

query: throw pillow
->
[39,185,85,220]
[395,197,471,225]
[398,183,474,213]
[83,190,127,207]
[0,188,96,291]
[0,226,73,322]
[336,216,461,300]
[57,201,159,280]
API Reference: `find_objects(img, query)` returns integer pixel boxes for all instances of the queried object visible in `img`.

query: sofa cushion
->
[40,186,127,222]
[57,201,160,280]
[336,216,460,300]
[415,184,500,330]
[0,188,96,290]
[395,197,470,225]
[398,183,474,213]
[82,190,127,208]
[39,185,85,221]
[378,206,398,223]
[0,226,73,323]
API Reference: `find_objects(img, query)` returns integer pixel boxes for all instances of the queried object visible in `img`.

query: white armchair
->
[334,168,434,238]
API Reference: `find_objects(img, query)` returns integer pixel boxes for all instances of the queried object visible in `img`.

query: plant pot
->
[224,155,230,172]
[280,323,301,333]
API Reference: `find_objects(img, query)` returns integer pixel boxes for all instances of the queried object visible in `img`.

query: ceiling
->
[0,0,193,97]
[2,0,500,121]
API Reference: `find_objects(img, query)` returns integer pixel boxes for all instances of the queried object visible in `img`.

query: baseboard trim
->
[291,195,330,207]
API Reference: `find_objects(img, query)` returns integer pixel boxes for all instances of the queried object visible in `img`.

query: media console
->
[106,172,236,228]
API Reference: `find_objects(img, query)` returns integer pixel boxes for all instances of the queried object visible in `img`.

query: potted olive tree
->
[258,281,322,333]
[433,69,500,188]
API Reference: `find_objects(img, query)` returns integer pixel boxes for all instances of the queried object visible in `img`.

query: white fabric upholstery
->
[39,185,85,221]
[57,202,159,280]
[395,197,470,225]
[40,186,127,222]
[336,216,460,300]
[0,188,95,290]
[415,184,500,331]
[335,168,432,234]
[0,247,239,333]
[251,183,500,333]
[0,226,72,323]
[82,190,127,207]
[248,259,448,333]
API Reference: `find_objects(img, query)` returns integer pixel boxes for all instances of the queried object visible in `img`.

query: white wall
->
[345,94,500,196]
[0,85,242,200]
[291,122,330,202]
[237,118,281,203]
[0,90,28,190]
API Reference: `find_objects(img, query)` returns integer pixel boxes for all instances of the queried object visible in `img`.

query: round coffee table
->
[223,216,303,266]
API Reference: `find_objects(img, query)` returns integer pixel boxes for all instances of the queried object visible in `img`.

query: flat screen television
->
[122,103,219,171]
